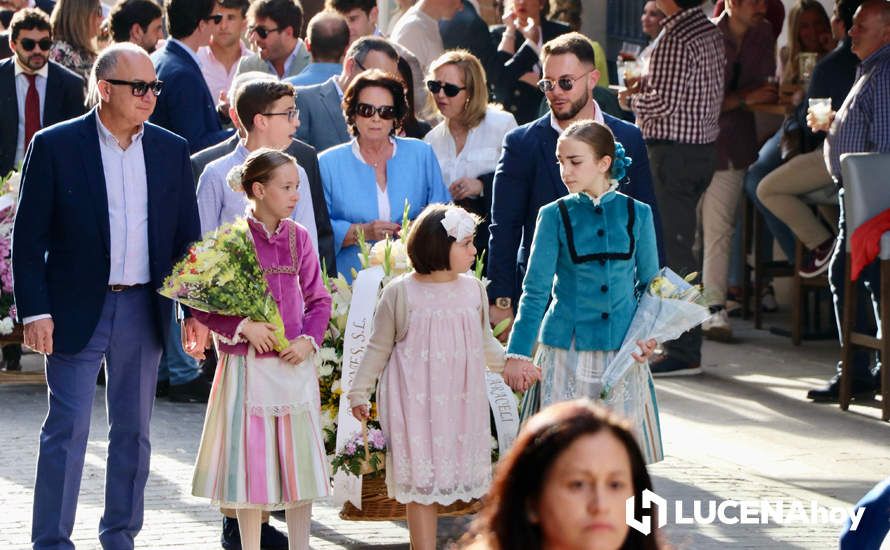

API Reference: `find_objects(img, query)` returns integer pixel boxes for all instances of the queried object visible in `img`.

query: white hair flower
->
[226,165,245,193]
[440,208,476,242]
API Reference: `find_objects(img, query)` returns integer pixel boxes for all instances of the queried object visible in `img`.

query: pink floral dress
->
[377,275,492,505]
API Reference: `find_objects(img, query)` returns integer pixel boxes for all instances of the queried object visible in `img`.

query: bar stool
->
[839,152,890,421]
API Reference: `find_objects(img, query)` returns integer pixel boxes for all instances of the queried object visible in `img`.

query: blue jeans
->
[729,130,797,286]
[830,188,881,381]
[157,308,200,386]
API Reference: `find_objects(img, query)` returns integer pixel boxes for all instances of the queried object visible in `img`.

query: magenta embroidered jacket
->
[190,216,332,357]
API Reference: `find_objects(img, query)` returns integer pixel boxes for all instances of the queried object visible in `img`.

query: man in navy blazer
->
[488,33,663,333]
[13,44,202,549]
[0,8,85,176]
[150,0,233,153]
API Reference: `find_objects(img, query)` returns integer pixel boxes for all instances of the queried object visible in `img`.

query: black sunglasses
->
[20,38,53,52]
[355,103,397,120]
[248,25,279,39]
[537,70,593,93]
[205,13,223,24]
[426,80,466,97]
[104,79,164,97]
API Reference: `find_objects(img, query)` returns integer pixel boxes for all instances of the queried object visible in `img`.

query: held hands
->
[182,317,210,360]
[23,318,54,355]
[363,220,401,241]
[279,338,315,365]
[241,321,280,354]
[503,357,541,392]
[352,404,370,420]
[449,177,483,201]
[632,339,658,363]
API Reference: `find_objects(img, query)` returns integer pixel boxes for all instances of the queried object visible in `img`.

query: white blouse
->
[424,106,518,194]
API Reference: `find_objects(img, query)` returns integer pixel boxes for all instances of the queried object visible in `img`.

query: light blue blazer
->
[506,190,659,357]
[319,137,449,280]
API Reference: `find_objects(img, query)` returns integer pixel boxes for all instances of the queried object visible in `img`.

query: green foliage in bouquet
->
[159,219,289,351]
[330,425,386,477]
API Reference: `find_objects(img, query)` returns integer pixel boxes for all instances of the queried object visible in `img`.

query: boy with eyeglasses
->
[0,7,84,373]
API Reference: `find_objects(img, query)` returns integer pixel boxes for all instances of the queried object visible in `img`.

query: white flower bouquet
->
[600,268,710,399]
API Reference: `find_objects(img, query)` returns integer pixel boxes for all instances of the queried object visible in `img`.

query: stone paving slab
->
[1,318,888,549]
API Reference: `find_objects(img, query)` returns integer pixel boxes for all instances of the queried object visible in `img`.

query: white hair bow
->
[440,208,476,242]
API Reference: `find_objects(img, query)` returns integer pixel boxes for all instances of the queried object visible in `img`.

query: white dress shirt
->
[13,59,49,167]
[96,115,151,285]
[424,106,517,190]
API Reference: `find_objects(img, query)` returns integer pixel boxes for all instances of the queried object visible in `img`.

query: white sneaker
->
[702,309,733,342]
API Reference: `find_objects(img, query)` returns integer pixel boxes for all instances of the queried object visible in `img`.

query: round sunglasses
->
[426,80,466,98]
[19,37,53,52]
[355,103,397,120]
[537,70,593,93]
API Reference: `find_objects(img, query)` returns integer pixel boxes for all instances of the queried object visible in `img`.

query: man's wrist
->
[494,297,512,310]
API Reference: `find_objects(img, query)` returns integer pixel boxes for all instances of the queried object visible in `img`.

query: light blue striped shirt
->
[826,44,890,182]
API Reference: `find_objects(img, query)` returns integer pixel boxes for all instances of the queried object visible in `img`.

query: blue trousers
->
[830,188,881,381]
[157,307,199,386]
[31,288,163,550]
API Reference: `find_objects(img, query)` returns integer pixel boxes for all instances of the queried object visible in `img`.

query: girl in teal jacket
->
[504,120,663,463]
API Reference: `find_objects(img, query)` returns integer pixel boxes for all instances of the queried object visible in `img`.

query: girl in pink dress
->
[189,149,332,550]
[348,204,533,550]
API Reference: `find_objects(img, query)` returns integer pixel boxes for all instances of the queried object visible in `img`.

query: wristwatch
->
[495,297,512,309]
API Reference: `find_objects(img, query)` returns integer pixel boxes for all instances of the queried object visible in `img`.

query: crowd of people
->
[2,0,889,548]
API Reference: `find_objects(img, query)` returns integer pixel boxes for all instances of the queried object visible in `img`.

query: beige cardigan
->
[347,274,507,408]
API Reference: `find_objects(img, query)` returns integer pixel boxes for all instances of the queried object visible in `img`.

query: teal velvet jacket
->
[506,190,659,357]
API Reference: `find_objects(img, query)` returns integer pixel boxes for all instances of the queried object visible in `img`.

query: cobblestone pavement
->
[2,318,888,549]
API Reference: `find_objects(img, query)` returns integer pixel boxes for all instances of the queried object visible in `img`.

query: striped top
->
[630,7,725,144]
[825,44,890,182]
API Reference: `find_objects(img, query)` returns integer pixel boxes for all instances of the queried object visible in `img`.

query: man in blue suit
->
[488,32,664,334]
[150,0,233,153]
[13,43,203,549]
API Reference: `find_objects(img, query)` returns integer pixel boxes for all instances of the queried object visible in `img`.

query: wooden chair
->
[839,152,890,421]
[740,195,793,328]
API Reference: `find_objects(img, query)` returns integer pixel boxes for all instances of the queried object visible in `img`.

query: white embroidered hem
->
[504,353,533,362]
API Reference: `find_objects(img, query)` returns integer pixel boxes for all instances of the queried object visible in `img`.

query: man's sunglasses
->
[537,70,593,93]
[248,25,279,39]
[104,79,164,97]
[20,38,53,52]
[262,108,299,121]
[356,103,397,120]
[205,14,223,24]
[426,80,466,98]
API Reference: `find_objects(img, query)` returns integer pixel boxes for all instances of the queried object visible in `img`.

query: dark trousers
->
[830,187,881,382]
[3,343,21,364]
[647,141,718,366]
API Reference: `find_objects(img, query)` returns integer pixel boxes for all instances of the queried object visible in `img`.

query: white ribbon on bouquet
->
[333,265,385,508]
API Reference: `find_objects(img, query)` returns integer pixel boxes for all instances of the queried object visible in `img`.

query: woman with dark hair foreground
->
[461,399,663,550]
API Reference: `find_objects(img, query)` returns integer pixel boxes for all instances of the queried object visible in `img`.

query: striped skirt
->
[520,344,664,464]
[192,351,331,510]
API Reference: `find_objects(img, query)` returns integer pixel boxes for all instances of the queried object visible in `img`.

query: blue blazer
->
[0,58,85,175]
[150,40,232,153]
[506,191,658,356]
[319,137,449,280]
[12,111,202,354]
[487,113,664,302]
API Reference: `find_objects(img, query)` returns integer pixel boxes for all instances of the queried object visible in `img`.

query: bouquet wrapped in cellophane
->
[600,267,710,399]
[158,218,289,351]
